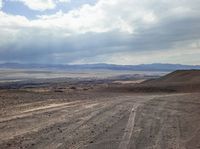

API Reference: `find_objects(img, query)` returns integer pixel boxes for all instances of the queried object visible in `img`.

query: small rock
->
[91,130,95,133]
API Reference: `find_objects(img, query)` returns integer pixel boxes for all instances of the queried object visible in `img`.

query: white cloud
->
[1,0,200,64]
[34,0,160,34]
[4,0,199,35]
[1,0,200,41]
[32,0,199,34]
[11,0,71,11]
[58,0,70,3]
[11,0,56,11]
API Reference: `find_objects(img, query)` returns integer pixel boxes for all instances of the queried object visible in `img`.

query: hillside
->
[144,70,200,84]
[141,70,200,92]
[0,63,200,71]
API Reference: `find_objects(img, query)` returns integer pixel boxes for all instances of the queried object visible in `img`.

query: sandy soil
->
[1,83,200,149]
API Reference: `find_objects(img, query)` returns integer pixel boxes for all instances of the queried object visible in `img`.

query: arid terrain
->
[0,70,200,149]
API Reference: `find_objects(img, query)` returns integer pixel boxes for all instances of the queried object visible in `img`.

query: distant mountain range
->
[0,63,200,71]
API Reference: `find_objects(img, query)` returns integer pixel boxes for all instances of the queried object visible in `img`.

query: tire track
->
[118,104,139,149]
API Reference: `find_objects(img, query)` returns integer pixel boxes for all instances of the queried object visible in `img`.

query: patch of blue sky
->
[2,0,97,20]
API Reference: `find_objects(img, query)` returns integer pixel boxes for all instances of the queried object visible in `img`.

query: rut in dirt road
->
[118,105,138,149]
[0,95,148,149]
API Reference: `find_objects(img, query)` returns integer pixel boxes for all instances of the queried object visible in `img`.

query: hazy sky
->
[0,0,200,65]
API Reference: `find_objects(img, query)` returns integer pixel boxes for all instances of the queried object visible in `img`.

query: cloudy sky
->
[0,0,200,65]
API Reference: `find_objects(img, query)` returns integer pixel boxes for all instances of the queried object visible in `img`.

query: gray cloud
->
[0,0,200,64]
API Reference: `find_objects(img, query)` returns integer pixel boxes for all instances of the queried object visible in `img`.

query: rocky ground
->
[1,69,200,149]
[0,79,200,149]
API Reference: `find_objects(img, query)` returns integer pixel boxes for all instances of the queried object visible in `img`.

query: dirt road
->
[1,93,200,149]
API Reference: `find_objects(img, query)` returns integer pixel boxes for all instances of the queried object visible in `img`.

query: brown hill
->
[141,70,200,92]
[144,70,200,84]
[95,70,200,93]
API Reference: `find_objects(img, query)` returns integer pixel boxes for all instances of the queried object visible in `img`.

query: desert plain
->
[0,69,200,149]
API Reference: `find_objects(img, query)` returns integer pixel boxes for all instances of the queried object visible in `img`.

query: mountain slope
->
[141,70,200,92]
[0,63,200,71]
[144,70,200,84]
